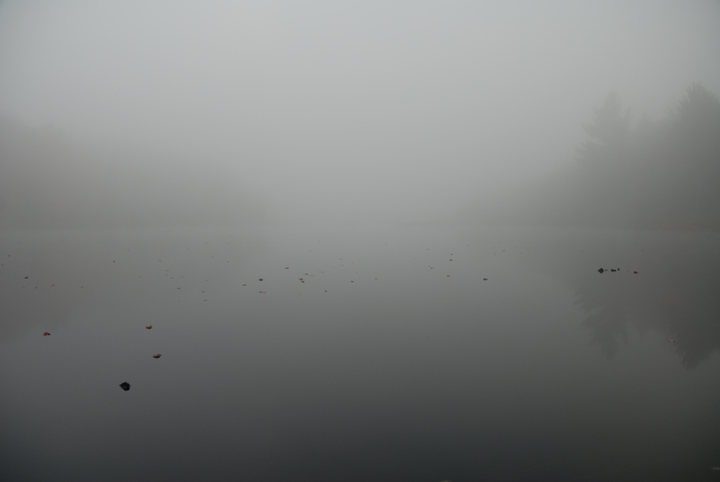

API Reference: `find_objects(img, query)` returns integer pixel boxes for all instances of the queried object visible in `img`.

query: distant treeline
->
[0,117,265,229]
[484,83,720,230]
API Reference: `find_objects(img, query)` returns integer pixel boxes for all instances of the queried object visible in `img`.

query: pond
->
[1,224,719,482]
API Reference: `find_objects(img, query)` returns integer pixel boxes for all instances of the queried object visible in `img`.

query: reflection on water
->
[518,227,720,368]
[1,225,719,482]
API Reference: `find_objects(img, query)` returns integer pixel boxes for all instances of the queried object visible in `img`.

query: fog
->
[2,3,720,482]
[2,0,719,227]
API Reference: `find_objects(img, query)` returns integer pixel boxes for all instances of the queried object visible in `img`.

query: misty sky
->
[1,1,719,224]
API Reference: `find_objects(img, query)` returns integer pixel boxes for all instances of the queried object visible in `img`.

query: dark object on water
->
[610,269,616,272]
[634,271,638,274]
[119,382,130,391]
[43,332,50,336]
[598,268,604,273]
[146,325,152,329]
[153,354,161,359]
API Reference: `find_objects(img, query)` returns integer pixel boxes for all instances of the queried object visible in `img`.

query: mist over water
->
[1,2,720,481]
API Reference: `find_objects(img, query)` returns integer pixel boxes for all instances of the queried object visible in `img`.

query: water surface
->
[1,225,719,481]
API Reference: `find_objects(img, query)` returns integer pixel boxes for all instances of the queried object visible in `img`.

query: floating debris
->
[43,332,51,336]
[610,269,616,272]
[259,291,266,294]
[598,268,604,273]
[667,339,676,343]
[119,382,131,391]
[153,354,162,358]
[483,278,488,281]
[24,276,28,279]
[634,271,638,274]
[146,325,152,330]
[242,284,247,286]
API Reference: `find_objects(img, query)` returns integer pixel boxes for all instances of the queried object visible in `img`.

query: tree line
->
[504,83,720,230]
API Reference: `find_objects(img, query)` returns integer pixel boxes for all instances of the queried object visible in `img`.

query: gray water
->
[1,225,719,482]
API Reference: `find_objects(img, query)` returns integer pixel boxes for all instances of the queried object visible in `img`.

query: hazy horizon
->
[2,1,720,226]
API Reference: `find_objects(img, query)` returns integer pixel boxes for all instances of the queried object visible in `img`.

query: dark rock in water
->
[119,382,131,391]
[598,268,604,273]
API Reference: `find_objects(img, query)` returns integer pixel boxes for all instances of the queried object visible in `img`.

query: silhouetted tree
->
[575,92,632,163]
[672,82,720,132]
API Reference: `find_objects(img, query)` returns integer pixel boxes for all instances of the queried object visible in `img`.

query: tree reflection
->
[535,231,720,368]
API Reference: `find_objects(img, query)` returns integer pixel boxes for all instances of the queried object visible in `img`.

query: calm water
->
[1,225,719,482]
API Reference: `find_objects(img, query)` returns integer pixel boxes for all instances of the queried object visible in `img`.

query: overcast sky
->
[1,1,719,224]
